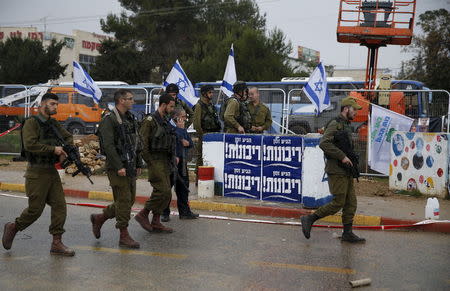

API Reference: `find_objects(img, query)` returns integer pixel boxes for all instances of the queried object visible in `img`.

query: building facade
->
[0,27,109,83]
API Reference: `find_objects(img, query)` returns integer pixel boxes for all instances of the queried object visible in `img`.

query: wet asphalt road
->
[0,193,449,291]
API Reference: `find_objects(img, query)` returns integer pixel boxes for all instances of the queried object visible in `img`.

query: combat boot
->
[150,214,173,233]
[119,228,140,249]
[50,234,75,256]
[300,213,319,239]
[90,213,108,239]
[341,223,366,243]
[134,208,153,232]
[2,222,18,250]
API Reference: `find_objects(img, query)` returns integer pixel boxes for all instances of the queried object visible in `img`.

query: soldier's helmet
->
[232,81,247,93]
[166,83,179,94]
[200,85,214,95]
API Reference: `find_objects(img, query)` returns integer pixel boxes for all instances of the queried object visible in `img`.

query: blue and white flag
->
[163,60,198,107]
[220,44,237,97]
[302,62,330,114]
[73,61,102,104]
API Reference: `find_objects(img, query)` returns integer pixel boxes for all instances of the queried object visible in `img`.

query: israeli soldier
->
[193,85,221,179]
[248,87,272,133]
[300,97,365,243]
[223,81,252,133]
[166,83,194,128]
[2,93,75,256]
[90,89,142,248]
[134,93,176,233]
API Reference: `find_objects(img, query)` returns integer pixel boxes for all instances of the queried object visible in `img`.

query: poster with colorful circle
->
[389,132,449,197]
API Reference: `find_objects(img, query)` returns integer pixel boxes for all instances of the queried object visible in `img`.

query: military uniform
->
[14,113,72,235]
[223,96,252,133]
[96,109,143,229]
[300,96,365,243]
[248,102,272,133]
[175,98,194,128]
[315,116,356,223]
[193,96,221,172]
[139,111,177,215]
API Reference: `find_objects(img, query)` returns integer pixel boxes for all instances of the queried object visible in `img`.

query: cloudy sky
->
[0,0,448,73]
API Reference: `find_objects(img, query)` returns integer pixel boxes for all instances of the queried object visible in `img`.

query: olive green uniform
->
[175,98,194,128]
[223,96,252,133]
[15,113,72,235]
[248,102,272,133]
[97,110,143,229]
[140,111,177,214]
[193,96,221,172]
[315,116,357,224]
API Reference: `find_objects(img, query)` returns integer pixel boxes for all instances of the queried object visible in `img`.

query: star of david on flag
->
[302,62,330,114]
[73,61,102,104]
[163,60,198,107]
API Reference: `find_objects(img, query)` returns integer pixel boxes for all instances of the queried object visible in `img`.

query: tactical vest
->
[21,116,61,165]
[149,112,176,152]
[221,97,252,131]
[199,100,221,132]
[237,100,252,131]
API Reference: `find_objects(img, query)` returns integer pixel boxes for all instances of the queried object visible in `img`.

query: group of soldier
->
[1,81,273,255]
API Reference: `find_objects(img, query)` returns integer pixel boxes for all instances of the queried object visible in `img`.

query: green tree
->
[0,37,67,84]
[398,9,450,91]
[94,0,294,83]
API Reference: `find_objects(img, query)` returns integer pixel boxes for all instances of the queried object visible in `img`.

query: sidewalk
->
[1,168,449,233]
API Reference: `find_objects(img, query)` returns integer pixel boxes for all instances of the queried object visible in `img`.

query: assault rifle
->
[117,122,137,178]
[49,124,94,184]
[334,130,360,181]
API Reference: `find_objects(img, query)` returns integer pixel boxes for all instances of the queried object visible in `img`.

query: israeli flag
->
[73,61,102,104]
[302,62,330,114]
[163,60,198,107]
[220,44,237,97]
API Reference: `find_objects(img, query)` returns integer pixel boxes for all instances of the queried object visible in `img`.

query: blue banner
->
[262,136,302,202]
[224,134,262,199]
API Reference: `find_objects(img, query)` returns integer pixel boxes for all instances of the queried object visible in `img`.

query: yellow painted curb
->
[0,183,25,192]
[88,191,113,201]
[320,214,381,226]
[190,200,246,214]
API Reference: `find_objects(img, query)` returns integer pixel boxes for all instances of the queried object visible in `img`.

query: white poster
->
[370,104,414,175]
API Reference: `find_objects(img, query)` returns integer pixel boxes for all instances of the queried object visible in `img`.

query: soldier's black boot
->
[50,234,75,256]
[300,214,319,239]
[2,222,18,250]
[90,213,108,239]
[341,223,366,243]
[151,214,174,233]
[119,228,140,249]
[134,208,153,232]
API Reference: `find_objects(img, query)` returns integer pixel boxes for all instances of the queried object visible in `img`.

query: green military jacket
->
[97,109,143,172]
[193,96,221,135]
[319,115,353,176]
[248,102,272,133]
[22,113,73,167]
[223,96,251,133]
[175,98,194,128]
[139,111,176,163]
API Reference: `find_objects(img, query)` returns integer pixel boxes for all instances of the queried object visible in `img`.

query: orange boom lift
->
[336,0,417,137]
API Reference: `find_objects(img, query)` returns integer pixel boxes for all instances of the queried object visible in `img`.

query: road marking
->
[0,256,34,261]
[250,261,356,274]
[74,246,187,259]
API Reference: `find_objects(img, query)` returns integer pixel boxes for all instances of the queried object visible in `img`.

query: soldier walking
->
[90,89,143,249]
[2,93,75,256]
[135,93,176,233]
[165,83,194,128]
[300,97,365,243]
